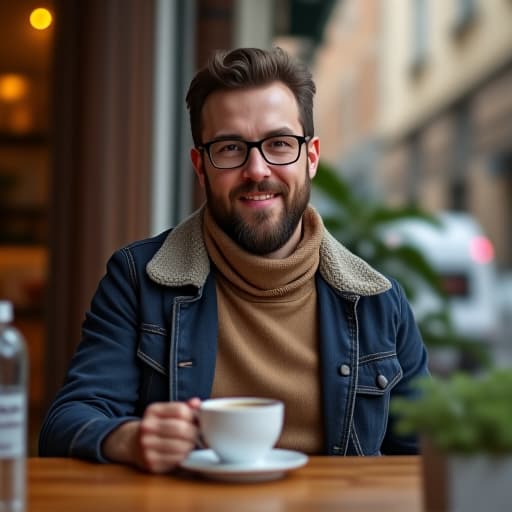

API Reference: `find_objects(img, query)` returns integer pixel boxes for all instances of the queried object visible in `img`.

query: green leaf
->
[314,162,358,211]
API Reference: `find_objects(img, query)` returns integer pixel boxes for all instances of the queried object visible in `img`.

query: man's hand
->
[102,398,201,473]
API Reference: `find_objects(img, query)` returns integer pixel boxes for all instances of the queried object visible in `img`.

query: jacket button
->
[339,364,351,376]
[377,374,389,389]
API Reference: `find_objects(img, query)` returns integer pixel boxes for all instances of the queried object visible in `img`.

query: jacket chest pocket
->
[136,324,170,406]
[352,355,403,455]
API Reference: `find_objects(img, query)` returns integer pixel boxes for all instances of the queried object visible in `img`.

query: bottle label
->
[0,393,26,458]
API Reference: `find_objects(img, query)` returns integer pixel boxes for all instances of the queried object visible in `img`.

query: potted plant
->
[392,369,512,511]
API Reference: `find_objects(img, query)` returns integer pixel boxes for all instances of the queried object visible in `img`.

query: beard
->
[204,164,311,256]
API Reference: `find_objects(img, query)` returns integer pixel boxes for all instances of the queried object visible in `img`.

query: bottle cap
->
[0,300,14,323]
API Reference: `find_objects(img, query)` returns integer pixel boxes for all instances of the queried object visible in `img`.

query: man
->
[39,47,429,473]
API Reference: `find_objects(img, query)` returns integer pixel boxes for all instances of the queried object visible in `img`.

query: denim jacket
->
[39,208,429,461]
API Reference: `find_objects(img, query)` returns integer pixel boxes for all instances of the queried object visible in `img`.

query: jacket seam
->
[397,280,404,319]
[137,349,167,375]
[170,300,180,400]
[341,296,360,455]
[121,247,138,290]
[140,323,167,336]
[68,418,101,457]
[351,425,364,456]
[359,351,396,364]
[380,379,393,450]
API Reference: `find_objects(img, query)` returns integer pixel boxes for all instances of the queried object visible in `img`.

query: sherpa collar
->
[146,207,391,296]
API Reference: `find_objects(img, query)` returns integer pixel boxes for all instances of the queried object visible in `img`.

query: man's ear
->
[307,136,320,179]
[190,147,206,188]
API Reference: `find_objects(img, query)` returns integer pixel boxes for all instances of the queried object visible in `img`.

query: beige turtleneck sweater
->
[202,206,325,454]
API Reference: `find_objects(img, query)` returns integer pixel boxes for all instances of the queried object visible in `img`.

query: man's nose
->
[241,147,271,181]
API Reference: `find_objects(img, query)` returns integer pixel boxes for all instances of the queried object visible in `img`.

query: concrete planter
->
[422,443,512,511]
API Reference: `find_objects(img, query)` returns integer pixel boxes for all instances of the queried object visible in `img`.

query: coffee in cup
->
[199,397,284,464]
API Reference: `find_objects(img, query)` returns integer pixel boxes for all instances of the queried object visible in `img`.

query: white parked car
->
[382,211,499,348]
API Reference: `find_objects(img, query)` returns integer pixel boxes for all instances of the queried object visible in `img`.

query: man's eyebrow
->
[263,127,297,137]
[208,134,244,141]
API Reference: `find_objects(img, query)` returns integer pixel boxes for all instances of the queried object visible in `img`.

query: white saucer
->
[180,449,308,483]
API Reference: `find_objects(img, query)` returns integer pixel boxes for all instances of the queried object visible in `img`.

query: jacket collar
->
[146,207,391,296]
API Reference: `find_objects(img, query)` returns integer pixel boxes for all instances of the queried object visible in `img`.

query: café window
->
[0,0,54,453]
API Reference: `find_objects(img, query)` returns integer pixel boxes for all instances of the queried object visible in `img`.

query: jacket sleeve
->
[381,280,430,455]
[39,247,142,462]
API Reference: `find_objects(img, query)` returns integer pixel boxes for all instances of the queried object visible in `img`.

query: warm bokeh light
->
[0,74,30,102]
[29,7,52,30]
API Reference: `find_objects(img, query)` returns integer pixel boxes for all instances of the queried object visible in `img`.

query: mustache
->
[230,181,288,199]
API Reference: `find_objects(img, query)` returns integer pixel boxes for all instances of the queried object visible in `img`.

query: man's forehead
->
[200,83,301,138]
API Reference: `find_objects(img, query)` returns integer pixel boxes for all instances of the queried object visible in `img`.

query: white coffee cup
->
[199,397,284,464]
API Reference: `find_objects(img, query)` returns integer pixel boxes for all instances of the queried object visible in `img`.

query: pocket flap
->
[137,324,169,376]
[357,355,402,396]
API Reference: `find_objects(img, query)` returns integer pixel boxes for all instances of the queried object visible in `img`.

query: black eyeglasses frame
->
[197,134,311,170]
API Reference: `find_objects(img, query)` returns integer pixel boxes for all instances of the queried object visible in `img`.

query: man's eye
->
[266,137,296,152]
[215,142,243,153]
[270,139,289,147]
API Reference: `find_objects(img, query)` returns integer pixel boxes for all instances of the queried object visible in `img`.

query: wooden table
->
[28,456,422,511]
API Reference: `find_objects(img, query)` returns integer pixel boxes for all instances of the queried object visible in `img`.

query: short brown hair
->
[186,47,316,147]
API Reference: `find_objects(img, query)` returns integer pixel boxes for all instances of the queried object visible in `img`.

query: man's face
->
[191,82,320,258]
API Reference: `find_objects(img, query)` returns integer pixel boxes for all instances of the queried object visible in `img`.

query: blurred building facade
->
[313,0,381,196]
[312,0,512,271]
[378,0,512,271]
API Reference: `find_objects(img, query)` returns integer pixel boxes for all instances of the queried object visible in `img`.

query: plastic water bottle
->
[0,301,28,512]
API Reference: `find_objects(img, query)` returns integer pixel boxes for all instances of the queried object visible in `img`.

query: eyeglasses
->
[198,134,311,170]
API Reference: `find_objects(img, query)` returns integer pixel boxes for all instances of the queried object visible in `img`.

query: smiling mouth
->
[240,193,278,201]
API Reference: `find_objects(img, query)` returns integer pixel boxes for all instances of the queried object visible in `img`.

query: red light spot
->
[470,236,494,264]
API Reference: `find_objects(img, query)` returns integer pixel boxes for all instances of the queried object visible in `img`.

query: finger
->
[140,415,199,442]
[187,397,201,409]
[140,432,196,455]
[145,401,197,421]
